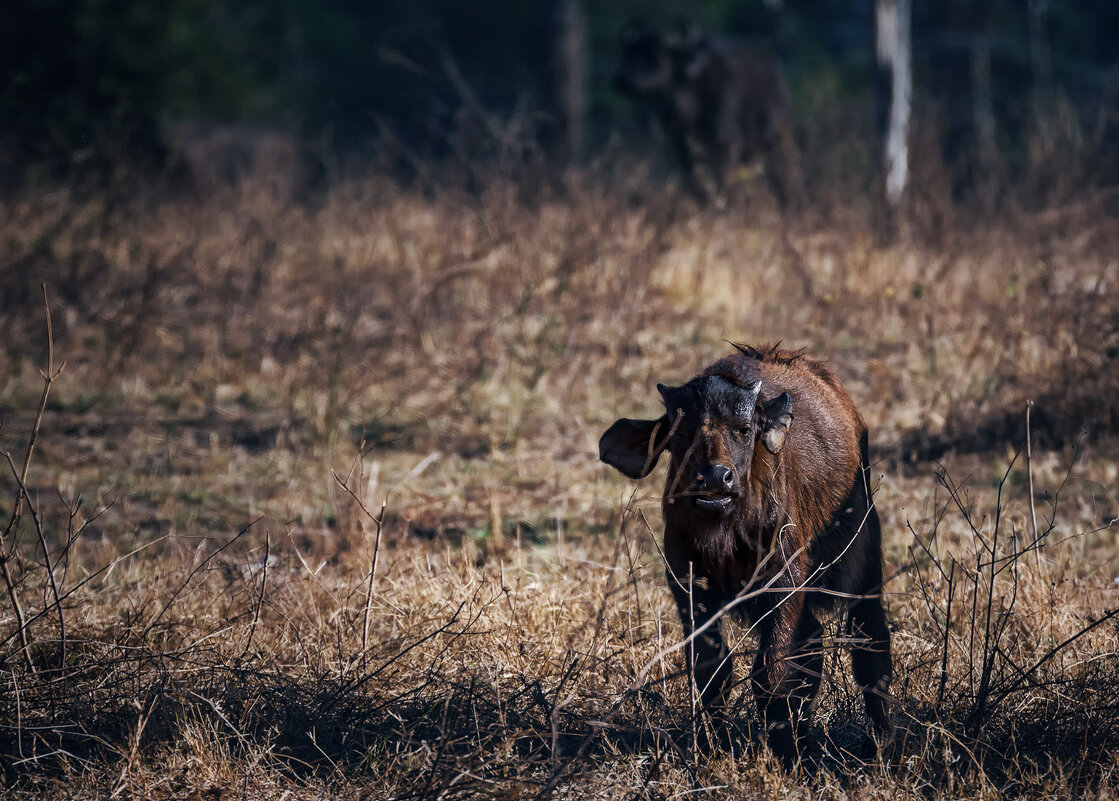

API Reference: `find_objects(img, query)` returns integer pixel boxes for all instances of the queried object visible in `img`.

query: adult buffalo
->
[614,19,801,208]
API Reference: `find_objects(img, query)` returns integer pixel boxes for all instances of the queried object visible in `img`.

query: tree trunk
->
[554,0,588,164]
[970,38,995,166]
[875,0,911,211]
[1027,0,1055,153]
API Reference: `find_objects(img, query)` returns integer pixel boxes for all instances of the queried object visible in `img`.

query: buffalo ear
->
[599,417,671,479]
[759,392,793,454]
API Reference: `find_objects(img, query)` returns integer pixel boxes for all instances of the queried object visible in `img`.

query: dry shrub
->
[0,165,1116,799]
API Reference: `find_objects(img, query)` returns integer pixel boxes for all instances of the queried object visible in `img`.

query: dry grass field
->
[1,170,1117,799]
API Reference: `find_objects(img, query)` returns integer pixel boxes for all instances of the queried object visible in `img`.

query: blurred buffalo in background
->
[614,18,802,209]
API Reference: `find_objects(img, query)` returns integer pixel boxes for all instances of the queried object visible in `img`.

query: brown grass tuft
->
[0,170,1116,799]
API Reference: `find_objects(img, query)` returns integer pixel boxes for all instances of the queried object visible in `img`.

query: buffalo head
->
[613,17,709,101]
[599,375,792,515]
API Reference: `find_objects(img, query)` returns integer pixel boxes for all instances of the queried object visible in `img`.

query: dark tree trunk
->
[551,0,588,165]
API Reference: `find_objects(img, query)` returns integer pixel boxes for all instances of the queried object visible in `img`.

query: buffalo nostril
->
[713,464,734,490]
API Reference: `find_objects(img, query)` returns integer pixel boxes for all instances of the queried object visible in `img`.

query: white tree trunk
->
[876,0,911,207]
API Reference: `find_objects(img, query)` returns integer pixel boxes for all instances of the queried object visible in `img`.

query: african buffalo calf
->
[599,344,892,764]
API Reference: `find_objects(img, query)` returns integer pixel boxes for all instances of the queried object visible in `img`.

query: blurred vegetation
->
[3,0,1118,197]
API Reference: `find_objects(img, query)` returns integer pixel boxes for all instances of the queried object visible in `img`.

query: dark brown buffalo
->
[614,19,800,207]
[599,344,892,764]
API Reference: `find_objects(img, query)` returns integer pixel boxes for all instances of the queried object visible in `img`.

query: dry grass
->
[0,168,1117,799]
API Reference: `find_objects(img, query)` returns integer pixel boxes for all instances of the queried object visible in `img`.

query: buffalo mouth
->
[694,495,733,512]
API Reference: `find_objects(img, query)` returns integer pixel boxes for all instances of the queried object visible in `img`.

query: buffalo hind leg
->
[847,596,893,743]
[754,609,824,766]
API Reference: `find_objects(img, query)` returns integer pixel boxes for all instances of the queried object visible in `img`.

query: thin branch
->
[332,469,386,664]
[238,533,270,663]
[140,519,258,640]
[0,285,66,673]
[1024,400,1042,573]
[363,502,385,662]
[985,606,1119,721]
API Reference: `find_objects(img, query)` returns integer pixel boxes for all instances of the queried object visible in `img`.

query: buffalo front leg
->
[670,132,711,204]
[669,569,733,738]
[752,594,822,766]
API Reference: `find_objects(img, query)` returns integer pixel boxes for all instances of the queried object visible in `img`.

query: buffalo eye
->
[729,421,750,436]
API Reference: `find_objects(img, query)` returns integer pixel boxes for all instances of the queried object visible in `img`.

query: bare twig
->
[140,519,258,640]
[936,560,956,706]
[238,533,270,663]
[108,692,158,798]
[332,470,386,663]
[1,285,67,673]
[0,517,33,673]
[985,606,1119,722]
[363,502,385,661]
[1024,400,1043,574]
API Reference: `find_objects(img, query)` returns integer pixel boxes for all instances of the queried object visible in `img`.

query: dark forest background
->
[3,0,1118,206]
